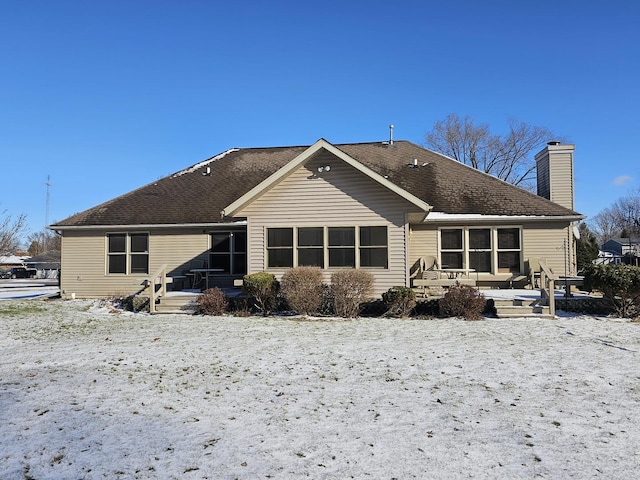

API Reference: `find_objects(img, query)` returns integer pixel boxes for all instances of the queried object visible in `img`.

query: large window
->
[267,228,293,268]
[328,227,355,267]
[440,229,463,269]
[266,226,387,269]
[439,227,521,274]
[210,231,246,274]
[497,228,521,273]
[469,228,492,273]
[360,226,388,268]
[107,233,148,274]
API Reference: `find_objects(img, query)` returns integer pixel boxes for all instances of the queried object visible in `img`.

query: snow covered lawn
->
[1,299,639,479]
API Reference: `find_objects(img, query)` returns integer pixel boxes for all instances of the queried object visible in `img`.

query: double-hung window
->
[107,233,149,274]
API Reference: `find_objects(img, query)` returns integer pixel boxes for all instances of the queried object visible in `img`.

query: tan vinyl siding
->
[522,222,573,275]
[408,224,438,264]
[60,228,210,298]
[548,154,574,210]
[535,145,575,211]
[236,153,420,296]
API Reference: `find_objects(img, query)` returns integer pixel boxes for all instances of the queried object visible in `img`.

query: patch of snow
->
[1,299,639,478]
[171,149,240,177]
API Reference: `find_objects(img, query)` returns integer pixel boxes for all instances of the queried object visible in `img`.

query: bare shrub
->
[439,283,486,320]
[281,267,324,316]
[382,286,417,318]
[197,287,228,316]
[230,296,252,317]
[330,270,374,318]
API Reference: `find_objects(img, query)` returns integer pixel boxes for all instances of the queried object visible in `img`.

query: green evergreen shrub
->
[382,286,417,317]
[582,263,640,318]
[243,272,279,315]
[281,266,324,315]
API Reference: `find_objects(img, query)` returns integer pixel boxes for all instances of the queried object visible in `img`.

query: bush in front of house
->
[280,266,325,316]
[330,269,374,318]
[382,286,417,318]
[439,283,486,320]
[197,287,228,315]
[582,263,640,318]
[243,272,279,315]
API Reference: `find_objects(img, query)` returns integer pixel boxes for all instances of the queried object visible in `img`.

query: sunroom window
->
[438,227,522,274]
[469,228,492,273]
[440,228,463,269]
[497,228,521,273]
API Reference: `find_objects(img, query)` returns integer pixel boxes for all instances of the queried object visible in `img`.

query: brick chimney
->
[535,142,575,210]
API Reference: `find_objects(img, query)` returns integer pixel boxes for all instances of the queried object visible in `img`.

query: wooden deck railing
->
[147,264,168,314]
[538,260,557,316]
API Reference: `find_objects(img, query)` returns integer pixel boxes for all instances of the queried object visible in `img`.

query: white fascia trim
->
[50,221,248,231]
[222,138,431,217]
[422,212,585,222]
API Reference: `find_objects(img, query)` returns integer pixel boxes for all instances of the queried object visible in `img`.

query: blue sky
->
[1,0,639,245]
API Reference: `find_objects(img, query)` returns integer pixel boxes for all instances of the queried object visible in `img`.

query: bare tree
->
[424,114,557,190]
[589,188,640,244]
[27,230,61,256]
[0,209,28,254]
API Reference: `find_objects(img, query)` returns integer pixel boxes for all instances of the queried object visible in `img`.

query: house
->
[24,250,61,279]
[601,237,640,265]
[49,139,583,299]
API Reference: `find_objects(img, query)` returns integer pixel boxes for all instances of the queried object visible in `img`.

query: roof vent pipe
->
[389,124,394,145]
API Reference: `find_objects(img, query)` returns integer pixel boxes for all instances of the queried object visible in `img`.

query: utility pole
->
[45,174,51,228]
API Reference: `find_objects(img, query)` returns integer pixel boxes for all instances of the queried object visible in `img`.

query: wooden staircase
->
[492,298,555,319]
[152,292,199,314]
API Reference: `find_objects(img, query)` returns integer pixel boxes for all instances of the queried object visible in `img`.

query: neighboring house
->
[0,255,30,272]
[601,237,640,257]
[24,250,61,278]
[49,139,583,299]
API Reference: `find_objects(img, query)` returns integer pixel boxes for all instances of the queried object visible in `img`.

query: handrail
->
[148,264,168,314]
[538,261,556,316]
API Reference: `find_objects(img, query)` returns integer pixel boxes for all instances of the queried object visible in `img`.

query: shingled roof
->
[52,140,581,228]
